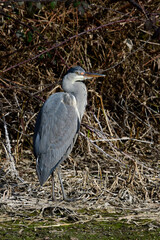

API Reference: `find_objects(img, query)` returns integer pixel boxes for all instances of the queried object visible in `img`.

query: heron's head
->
[64,66,105,83]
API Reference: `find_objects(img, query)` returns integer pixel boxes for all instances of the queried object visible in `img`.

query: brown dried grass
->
[0,0,160,219]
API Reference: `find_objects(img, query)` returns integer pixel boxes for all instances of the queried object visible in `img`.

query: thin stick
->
[2,112,19,179]
[3,17,137,73]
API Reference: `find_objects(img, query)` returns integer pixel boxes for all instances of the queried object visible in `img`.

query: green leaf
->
[27,31,33,43]
[73,1,81,7]
[87,130,90,138]
[50,1,57,9]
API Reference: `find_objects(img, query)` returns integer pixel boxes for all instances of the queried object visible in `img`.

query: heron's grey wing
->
[34,92,80,185]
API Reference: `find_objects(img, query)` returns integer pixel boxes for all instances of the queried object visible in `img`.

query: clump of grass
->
[0,0,159,213]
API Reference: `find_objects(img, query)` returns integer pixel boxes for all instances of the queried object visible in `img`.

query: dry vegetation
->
[0,0,160,222]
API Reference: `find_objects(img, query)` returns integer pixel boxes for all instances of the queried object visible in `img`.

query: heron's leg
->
[57,166,67,201]
[51,171,56,201]
[57,166,77,202]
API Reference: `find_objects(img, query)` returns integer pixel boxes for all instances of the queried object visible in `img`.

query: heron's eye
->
[76,71,84,75]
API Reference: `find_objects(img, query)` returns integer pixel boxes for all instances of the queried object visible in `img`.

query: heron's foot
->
[63,197,76,202]
[52,195,57,201]
[63,195,79,202]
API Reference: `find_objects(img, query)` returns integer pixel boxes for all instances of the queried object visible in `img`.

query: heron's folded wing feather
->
[34,93,80,185]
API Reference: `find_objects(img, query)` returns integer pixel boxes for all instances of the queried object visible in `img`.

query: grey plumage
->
[33,66,105,201]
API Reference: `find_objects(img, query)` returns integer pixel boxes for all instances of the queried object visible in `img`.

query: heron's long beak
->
[84,72,105,78]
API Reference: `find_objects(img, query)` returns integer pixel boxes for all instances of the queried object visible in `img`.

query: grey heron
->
[33,66,105,201]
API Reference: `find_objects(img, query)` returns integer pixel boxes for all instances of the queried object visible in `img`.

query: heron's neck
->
[62,80,87,119]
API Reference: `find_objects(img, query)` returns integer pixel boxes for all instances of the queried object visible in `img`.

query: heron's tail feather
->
[36,156,52,186]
